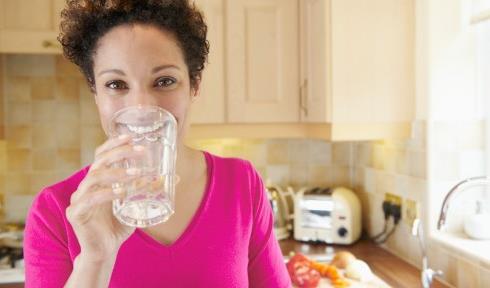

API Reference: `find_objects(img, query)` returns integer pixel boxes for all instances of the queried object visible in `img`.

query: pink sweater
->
[24,151,291,287]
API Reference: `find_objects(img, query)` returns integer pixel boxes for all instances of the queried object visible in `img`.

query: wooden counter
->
[0,238,449,288]
[280,238,448,288]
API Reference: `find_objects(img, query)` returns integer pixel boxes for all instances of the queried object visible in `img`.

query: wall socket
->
[404,199,420,226]
[384,193,402,207]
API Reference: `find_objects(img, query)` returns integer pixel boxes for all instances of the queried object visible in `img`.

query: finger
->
[67,187,122,224]
[72,168,141,203]
[94,134,132,158]
[91,144,145,170]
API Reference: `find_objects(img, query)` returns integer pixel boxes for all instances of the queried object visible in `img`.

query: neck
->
[175,143,196,177]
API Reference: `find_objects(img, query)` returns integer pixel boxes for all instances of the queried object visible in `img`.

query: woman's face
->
[92,24,198,142]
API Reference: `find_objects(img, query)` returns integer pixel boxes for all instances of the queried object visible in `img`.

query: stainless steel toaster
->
[294,187,362,244]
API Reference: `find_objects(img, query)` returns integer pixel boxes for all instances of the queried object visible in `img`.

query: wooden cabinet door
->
[299,0,330,123]
[0,0,64,53]
[190,0,226,124]
[301,0,414,127]
[329,0,414,124]
[226,0,300,123]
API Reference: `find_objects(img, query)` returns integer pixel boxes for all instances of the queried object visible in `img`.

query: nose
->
[125,87,158,107]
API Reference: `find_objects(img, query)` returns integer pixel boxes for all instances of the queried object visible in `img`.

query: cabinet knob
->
[42,40,61,49]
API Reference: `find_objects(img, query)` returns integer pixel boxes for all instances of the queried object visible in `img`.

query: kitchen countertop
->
[279,237,449,288]
[0,238,449,288]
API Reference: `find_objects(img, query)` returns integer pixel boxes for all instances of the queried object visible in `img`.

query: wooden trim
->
[0,30,61,54]
[186,122,412,141]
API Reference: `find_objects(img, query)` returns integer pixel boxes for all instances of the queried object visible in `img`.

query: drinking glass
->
[107,105,178,228]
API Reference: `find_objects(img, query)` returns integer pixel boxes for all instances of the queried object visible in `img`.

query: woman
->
[23,0,291,287]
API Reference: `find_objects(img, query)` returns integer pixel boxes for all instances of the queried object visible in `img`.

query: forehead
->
[93,24,186,72]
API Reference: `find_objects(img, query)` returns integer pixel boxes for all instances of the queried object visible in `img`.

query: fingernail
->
[126,168,141,175]
[118,134,130,140]
[133,145,145,152]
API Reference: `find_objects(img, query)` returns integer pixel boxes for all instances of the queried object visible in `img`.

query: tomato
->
[286,253,321,288]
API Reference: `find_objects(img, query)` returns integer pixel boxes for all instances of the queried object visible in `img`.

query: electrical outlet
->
[384,193,402,207]
[404,199,419,226]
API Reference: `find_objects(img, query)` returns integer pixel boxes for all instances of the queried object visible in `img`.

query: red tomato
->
[286,253,321,288]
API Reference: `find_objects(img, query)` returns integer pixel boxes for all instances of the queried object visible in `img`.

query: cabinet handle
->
[300,79,308,118]
[42,40,61,49]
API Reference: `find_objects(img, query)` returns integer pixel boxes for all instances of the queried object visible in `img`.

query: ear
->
[191,78,202,103]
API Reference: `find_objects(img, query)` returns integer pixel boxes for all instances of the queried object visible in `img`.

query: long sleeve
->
[247,164,292,288]
[24,189,73,288]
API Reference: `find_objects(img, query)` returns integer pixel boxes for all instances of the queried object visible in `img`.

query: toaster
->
[294,187,361,244]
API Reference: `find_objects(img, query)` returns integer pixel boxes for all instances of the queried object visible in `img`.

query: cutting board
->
[316,274,391,288]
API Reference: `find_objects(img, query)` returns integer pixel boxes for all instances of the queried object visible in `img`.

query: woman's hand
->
[66,135,144,263]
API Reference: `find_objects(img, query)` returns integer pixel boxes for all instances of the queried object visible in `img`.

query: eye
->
[105,80,128,90]
[155,77,176,88]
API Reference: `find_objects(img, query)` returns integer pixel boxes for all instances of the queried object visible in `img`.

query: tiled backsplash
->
[0,55,106,199]
[188,138,353,188]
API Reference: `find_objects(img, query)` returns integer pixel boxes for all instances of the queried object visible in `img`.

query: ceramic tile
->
[356,142,373,168]
[80,125,106,151]
[80,97,100,125]
[6,125,31,148]
[55,77,80,101]
[5,76,31,102]
[332,142,352,166]
[33,149,56,171]
[376,171,395,196]
[267,140,289,165]
[308,165,332,186]
[56,122,80,149]
[332,166,351,187]
[31,77,55,100]
[7,148,32,171]
[55,56,83,78]
[7,102,31,125]
[32,100,56,123]
[288,139,309,165]
[395,148,409,175]
[289,164,308,187]
[32,124,57,149]
[382,147,397,173]
[265,165,290,186]
[56,102,80,124]
[6,55,55,77]
[408,150,427,179]
[364,167,377,194]
[57,148,81,171]
[372,143,385,170]
[308,140,331,165]
[5,173,31,195]
[242,143,267,167]
[31,172,60,193]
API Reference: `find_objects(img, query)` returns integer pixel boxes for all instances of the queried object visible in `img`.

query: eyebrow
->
[97,65,181,77]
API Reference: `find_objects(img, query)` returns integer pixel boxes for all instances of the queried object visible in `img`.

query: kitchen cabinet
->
[299,0,414,140]
[226,0,299,123]
[190,0,226,124]
[191,0,299,124]
[0,0,64,54]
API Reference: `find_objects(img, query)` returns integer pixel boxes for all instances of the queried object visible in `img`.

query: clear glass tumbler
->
[107,105,178,228]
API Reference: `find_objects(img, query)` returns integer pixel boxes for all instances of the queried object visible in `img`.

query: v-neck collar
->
[134,150,213,251]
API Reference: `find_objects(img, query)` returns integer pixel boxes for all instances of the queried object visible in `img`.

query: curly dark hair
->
[58,0,209,90]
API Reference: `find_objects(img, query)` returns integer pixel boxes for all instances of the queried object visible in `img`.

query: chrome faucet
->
[437,176,490,230]
[412,219,443,288]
